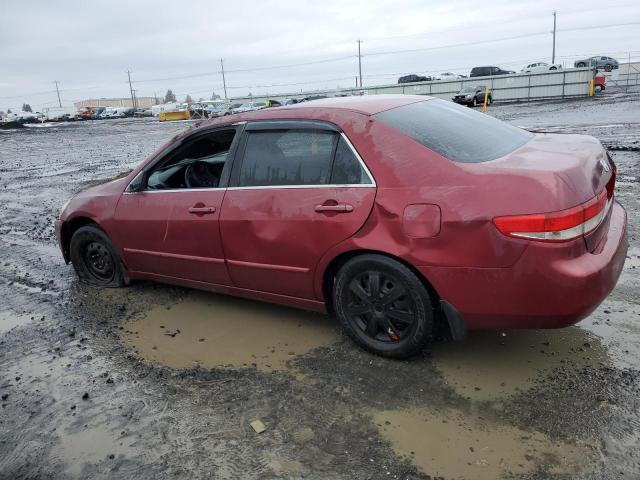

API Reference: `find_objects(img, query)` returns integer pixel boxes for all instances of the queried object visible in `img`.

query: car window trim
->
[228,123,375,189]
[124,123,245,194]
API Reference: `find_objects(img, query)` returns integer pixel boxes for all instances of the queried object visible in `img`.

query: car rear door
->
[113,126,240,286]
[219,121,376,300]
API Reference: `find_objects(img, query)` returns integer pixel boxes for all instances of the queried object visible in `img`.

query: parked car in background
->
[574,56,619,71]
[232,101,271,114]
[206,103,229,118]
[398,74,431,84]
[55,95,627,359]
[300,95,328,102]
[219,103,242,116]
[452,85,492,107]
[283,98,300,105]
[91,107,106,119]
[436,72,463,81]
[470,66,515,77]
[521,62,562,73]
[77,107,95,120]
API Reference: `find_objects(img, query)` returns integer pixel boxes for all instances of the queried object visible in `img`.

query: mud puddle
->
[430,327,607,401]
[373,406,593,480]
[123,291,339,372]
[582,300,640,370]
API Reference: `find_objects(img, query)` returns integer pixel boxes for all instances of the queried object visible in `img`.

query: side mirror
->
[126,172,146,193]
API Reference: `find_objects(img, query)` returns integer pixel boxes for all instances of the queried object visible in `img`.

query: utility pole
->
[127,70,136,108]
[220,58,228,100]
[53,81,62,107]
[551,11,557,64]
[132,89,138,109]
[357,40,363,88]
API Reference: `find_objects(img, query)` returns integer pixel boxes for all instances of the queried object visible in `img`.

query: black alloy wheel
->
[70,225,125,287]
[334,254,434,358]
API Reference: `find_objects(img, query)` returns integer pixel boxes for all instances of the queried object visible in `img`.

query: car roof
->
[252,94,433,116]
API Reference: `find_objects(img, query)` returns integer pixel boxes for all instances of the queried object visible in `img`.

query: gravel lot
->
[0,94,639,480]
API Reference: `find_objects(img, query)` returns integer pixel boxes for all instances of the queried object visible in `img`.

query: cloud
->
[0,0,638,110]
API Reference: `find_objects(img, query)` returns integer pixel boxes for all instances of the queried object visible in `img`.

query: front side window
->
[146,129,236,189]
[375,99,533,163]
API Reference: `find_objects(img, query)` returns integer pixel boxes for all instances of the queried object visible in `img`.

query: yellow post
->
[482,86,489,113]
[589,79,595,96]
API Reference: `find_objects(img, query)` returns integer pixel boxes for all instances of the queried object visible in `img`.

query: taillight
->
[493,189,611,242]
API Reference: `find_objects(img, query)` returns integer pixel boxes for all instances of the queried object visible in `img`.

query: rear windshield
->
[375,99,533,163]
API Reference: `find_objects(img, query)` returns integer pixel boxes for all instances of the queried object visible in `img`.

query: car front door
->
[112,126,240,286]
[219,121,376,300]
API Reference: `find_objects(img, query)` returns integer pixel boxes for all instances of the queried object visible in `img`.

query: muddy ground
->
[0,94,639,480]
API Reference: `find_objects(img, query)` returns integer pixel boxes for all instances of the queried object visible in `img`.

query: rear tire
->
[70,225,125,287]
[333,254,434,358]
[577,62,586,67]
[487,95,492,105]
[604,64,613,72]
[472,97,477,107]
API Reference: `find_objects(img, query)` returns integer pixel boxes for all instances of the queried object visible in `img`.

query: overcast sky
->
[1,0,638,110]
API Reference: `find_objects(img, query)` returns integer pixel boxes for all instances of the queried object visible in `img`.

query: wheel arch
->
[60,216,100,263]
[320,249,441,316]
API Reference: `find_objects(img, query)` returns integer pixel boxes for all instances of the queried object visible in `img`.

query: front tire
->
[333,255,434,358]
[472,97,477,107]
[70,225,125,287]
[577,62,586,68]
[604,64,613,72]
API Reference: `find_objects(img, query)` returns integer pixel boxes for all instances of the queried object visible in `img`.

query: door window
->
[330,137,372,185]
[239,130,335,187]
[146,129,236,190]
[238,129,373,187]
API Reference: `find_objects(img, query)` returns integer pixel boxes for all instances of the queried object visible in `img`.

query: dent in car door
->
[219,124,376,300]
[220,186,375,299]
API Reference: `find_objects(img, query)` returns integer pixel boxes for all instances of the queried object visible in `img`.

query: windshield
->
[375,99,534,163]
[460,86,477,93]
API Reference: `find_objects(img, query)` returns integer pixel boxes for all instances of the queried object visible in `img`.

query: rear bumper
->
[420,201,628,330]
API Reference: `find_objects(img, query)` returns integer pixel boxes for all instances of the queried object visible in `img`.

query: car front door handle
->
[188,205,216,215]
[314,204,354,213]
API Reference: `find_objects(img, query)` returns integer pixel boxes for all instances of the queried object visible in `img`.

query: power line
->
[366,22,640,58]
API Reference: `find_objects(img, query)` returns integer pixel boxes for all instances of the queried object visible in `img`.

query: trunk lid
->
[486,133,614,251]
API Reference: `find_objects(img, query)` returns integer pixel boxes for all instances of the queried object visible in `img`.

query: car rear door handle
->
[314,204,354,213]
[188,206,216,214]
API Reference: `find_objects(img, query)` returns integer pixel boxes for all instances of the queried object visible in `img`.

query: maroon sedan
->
[56,95,628,358]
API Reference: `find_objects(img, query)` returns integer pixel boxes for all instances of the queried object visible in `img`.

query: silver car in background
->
[574,56,619,71]
[521,62,562,73]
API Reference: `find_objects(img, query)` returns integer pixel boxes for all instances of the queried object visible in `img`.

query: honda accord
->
[55,95,628,358]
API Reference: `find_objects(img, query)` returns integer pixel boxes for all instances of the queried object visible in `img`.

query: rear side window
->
[239,130,335,186]
[330,137,372,185]
[375,99,533,163]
